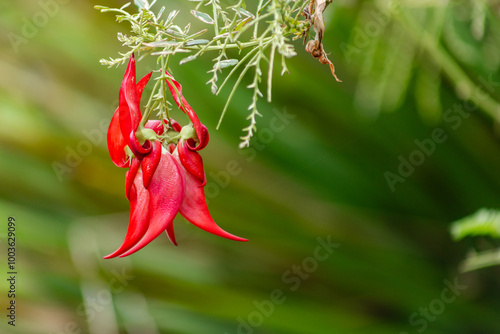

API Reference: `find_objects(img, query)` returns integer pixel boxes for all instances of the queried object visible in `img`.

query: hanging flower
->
[105,55,247,259]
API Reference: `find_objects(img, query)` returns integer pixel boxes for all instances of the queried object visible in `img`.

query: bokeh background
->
[1,0,500,333]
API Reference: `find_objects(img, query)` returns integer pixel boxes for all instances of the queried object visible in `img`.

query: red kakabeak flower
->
[104,55,247,259]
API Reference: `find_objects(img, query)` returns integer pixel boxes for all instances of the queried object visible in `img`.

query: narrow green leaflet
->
[216,59,238,68]
[185,39,209,46]
[134,0,147,10]
[451,208,500,241]
[179,55,197,65]
[191,10,214,24]
[235,7,254,18]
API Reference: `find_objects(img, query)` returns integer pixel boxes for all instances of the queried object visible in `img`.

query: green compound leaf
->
[451,208,500,241]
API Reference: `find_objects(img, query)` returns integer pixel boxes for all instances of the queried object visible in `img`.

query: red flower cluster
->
[105,55,247,258]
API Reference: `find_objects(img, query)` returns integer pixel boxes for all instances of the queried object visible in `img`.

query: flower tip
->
[166,223,178,246]
[117,246,142,258]
[231,235,249,242]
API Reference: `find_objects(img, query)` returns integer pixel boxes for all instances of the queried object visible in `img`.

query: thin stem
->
[267,44,276,102]
[212,1,220,38]
[293,0,311,22]
[217,37,273,129]
[140,78,162,127]
[216,40,270,95]
[161,54,171,122]
[179,36,271,52]
[253,0,265,39]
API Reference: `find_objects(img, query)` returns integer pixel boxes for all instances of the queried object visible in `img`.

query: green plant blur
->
[1,1,499,333]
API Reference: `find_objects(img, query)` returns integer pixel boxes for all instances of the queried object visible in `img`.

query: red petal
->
[108,65,152,167]
[178,140,206,185]
[170,118,182,132]
[165,223,177,246]
[119,55,142,141]
[129,131,152,158]
[125,158,140,201]
[141,141,162,189]
[145,120,165,135]
[119,147,185,257]
[107,108,129,168]
[164,74,209,150]
[186,124,209,151]
[104,168,150,259]
[173,151,247,242]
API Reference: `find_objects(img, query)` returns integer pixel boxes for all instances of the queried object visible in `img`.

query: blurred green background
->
[1,1,500,333]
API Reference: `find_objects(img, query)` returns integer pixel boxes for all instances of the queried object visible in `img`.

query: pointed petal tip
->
[103,242,138,258]
[117,244,145,258]
[103,252,119,259]
[166,223,178,246]
[225,234,248,242]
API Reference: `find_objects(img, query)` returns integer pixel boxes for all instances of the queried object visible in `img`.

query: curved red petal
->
[178,140,206,185]
[165,222,177,246]
[164,73,208,150]
[119,55,142,140]
[186,124,209,151]
[104,169,150,259]
[107,108,129,168]
[119,147,185,257]
[125,158,141,201]
[141,141,162,189]
[145,120,165,135]
[129,131,152,158]
[170,118,182,132]
[108,65,151,167]
[173,151,247,242]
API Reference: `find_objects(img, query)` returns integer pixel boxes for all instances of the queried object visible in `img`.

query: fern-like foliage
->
[451,208,500,241]
[451,208,500,272]
[96,0,312,147]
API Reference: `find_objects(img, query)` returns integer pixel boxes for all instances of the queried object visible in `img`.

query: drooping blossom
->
[105,55,247,259]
